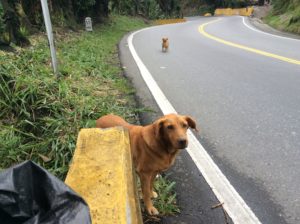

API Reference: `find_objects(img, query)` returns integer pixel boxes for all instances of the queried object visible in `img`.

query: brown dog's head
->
[162,37,168,43]
[154,114,197,150]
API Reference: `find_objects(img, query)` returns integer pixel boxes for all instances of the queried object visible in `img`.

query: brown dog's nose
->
[178,139,187,148]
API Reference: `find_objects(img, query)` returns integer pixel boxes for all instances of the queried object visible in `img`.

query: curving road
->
[130,16,300,224]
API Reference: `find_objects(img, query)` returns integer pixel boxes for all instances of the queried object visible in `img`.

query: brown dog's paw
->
[147,206,159,215]
[152,191,158,198]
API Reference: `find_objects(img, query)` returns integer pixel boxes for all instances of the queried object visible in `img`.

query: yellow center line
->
[198,19,300,65]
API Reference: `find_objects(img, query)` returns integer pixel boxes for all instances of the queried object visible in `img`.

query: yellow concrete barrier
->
[65,128,142,224]
[214,7,253,16]
[155,18,186,25]
[204,13,212,17]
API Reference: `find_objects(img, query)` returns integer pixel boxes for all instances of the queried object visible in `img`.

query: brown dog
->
[162,37,169,52]
[96,113,197,215]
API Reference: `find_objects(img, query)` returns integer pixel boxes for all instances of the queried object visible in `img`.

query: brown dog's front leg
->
[150,172,158,198]
[140,172,159,215]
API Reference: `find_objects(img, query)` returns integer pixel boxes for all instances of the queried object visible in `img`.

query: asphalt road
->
[121,16,300,224]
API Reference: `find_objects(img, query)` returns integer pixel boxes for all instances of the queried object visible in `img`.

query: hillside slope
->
[265,0,300,34]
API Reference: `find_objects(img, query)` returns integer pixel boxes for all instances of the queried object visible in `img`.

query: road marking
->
[242,17,300,42]
[128,27,261,224]
[199,19,300,65]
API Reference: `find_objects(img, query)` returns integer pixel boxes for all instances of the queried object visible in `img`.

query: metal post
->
[40,0,58,75]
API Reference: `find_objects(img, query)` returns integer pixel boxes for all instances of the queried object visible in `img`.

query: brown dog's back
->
[96,114,133,129]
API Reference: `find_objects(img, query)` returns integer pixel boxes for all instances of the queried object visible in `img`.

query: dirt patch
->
[252,5,272,19]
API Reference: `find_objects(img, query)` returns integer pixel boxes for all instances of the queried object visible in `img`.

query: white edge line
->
[128,25,262,224]
[242,16,300,42]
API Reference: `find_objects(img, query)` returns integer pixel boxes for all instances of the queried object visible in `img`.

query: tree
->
[0,0,30,46]
[156,0,180,17]
[0,0,111,47]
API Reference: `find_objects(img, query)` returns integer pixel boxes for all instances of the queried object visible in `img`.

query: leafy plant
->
[153,175,180,215]
[19,26,29,37]
[147,0,164,19]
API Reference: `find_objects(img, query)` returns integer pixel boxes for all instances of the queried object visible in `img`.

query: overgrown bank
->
[0,15,147,178]
[264,0,300,34]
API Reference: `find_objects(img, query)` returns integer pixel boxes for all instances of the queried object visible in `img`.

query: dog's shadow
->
[159,49,170,54]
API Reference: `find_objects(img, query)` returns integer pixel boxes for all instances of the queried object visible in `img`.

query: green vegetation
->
[182,0,252,17]
[0,15,147,178]
[153,175,180,215]
[265,0,300,34]
[141,175,180,222]
[212,0,249,8]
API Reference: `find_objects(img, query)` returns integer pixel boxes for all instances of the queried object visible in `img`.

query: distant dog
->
[96,113,198,215]
[162,37,169,52]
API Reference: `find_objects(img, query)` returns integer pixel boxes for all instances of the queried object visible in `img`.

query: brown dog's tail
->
[96,114,132,129]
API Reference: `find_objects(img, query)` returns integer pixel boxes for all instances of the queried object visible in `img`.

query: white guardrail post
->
[40,0,58,75]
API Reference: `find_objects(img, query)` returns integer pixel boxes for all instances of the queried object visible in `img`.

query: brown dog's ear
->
[154,119,165,139]
[184,116,198,132]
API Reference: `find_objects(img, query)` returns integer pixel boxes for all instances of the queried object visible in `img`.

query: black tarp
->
[0,161,91,224]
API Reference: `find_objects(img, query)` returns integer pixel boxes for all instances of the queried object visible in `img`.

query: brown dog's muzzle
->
[177,138,187,149]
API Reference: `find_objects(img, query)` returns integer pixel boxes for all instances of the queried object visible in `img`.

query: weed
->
[141,174,180,223]
[153,175,180,215]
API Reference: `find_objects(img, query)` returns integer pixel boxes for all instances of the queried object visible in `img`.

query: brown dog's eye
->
[182,123,188,128]
[167,125,174,130]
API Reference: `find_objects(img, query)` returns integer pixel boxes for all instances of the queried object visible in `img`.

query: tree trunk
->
[15,1,36,34]
[0,0,30,46]
[93,0,109,23]
[156,0,173,16]
[44,0,76,28]
[21,0,42,26]
[64,0,77,29]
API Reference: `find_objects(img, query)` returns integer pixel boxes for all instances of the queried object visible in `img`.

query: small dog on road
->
[162,37,169,52]
[96,113,198,215]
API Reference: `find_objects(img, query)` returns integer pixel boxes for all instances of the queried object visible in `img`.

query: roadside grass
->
[264,6,300,34]
[0,14,180,217]
[0,15,147,178]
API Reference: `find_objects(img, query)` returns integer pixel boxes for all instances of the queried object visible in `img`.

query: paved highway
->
[128,16,300,223]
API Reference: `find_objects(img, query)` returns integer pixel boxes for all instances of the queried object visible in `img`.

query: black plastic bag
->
[0,161,91,224]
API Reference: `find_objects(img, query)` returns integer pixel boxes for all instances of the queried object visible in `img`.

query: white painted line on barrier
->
[128,24,262,224]
[242,17,300,42]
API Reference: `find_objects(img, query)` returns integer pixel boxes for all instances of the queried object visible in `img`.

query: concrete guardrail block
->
[65,127,142,224]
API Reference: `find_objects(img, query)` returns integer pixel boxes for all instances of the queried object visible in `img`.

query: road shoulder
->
[247,17,300,40]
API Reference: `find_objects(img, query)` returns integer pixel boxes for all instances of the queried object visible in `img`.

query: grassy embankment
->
[264,1,300,34]
[0,15,179,216]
